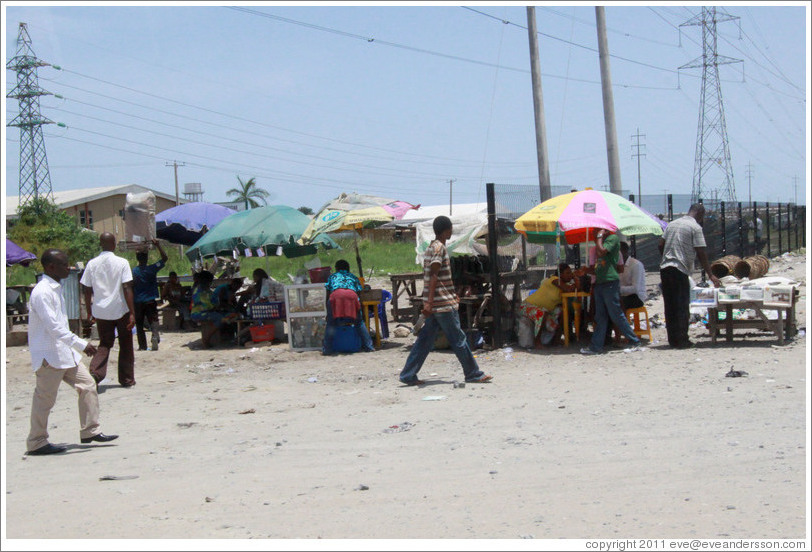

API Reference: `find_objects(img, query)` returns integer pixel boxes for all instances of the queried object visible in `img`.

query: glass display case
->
[284,283,327,351]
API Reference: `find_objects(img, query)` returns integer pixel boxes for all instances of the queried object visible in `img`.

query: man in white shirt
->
[619,241,646,310]
[80,232,137,388]
[26,249,119,455]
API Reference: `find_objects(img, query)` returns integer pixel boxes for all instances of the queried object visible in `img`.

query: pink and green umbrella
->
[514,188,665,245]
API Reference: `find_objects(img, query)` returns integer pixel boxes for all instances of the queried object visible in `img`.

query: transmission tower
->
[6,22,56,207]
[679,7,742,206]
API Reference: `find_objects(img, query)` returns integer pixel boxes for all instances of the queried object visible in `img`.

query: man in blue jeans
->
[581,229,643,355]
[399,216,492,385]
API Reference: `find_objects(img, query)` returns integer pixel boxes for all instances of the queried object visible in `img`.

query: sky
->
[3,2,809,216]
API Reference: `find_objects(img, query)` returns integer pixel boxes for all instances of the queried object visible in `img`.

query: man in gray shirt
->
[658,203,720,349]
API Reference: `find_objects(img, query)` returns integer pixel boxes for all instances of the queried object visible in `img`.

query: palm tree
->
[226,176,270,210]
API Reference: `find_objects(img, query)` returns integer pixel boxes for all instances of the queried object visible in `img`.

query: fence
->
[489,184,806,273]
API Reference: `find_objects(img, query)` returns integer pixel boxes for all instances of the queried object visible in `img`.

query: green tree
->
[226,176,270,210]
[298,206,314,216]
[7,197,99,274]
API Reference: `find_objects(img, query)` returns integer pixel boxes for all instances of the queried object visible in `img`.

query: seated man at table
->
[322,259,375,355]
[518,263,578,347]
[161,271,191,329]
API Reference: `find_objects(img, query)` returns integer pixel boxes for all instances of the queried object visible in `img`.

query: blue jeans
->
[322,304,375,354]
[399,309,484,383]
[589,280,641,353]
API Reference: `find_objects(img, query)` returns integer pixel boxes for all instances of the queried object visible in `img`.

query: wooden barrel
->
[733,255,770,279]
[710,255,741,278]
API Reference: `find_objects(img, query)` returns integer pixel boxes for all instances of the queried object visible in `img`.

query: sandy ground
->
[2,252,809,544]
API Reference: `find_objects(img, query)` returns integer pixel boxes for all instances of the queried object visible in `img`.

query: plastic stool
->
[625,306,652,342]
[332,322,361,353]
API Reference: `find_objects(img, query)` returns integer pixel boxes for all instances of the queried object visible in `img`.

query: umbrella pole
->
[354,237,365,286]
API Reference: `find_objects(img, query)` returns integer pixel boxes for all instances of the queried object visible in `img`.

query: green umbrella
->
[185,205,336,260]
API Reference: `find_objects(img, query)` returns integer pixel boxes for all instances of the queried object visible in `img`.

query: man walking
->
[81,232,137,387]
[581,230,643,355]
[399,216,492,386]
[659,203,721,349]
[133,239,168,351]
[26,249,118,455]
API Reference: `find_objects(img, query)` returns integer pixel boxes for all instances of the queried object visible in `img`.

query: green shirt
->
[594,234,620,284]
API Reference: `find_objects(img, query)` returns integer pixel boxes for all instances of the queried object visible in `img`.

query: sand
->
[2,252,808,544]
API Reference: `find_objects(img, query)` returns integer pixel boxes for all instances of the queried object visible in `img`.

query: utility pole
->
[595,7,623,196]
[793,175,798,205]
[526,7,552,203]
[165,160,185,205]
[631,128,646,206]
[448,178,455,216]
[747,163,754,205]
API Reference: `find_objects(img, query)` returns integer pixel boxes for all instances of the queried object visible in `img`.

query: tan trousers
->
[27,360,101,452]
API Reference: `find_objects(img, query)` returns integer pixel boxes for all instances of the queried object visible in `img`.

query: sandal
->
[465,374,493,383]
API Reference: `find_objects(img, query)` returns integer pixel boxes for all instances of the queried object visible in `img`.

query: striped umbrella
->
[514,188,665,244]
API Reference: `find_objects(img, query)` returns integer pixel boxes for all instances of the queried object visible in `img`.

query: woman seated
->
[190,271,240,348]
[160,271,192,329]
[238,268,285,312]
[322,259,375,354]
[518,263,578,347]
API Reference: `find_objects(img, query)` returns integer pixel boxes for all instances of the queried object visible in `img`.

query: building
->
[5,184,184,237]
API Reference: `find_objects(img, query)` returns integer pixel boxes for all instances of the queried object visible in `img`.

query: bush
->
[7,197,99,275]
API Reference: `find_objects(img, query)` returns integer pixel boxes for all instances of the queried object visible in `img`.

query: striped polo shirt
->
[422,239,458,313]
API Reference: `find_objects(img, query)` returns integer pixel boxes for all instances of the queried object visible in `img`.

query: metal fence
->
[490,184,806,272]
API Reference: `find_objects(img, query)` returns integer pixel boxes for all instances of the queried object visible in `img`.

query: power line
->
[231,5,678,90]
[56,68,542,166]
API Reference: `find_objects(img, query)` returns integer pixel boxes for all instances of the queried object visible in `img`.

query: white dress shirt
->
[80,251,133,320]
[28,274,89,371]
[619,256,647,303]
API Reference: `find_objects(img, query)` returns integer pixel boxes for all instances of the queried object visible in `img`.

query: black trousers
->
[660,267,691,348]
[621,294,645,310]
[134,300,159,350]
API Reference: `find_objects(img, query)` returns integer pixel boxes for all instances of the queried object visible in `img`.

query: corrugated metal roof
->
[397,202,488,222]
[6,184,184,217]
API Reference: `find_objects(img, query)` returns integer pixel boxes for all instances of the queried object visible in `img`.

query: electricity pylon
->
[680,7,742,206]
[6,22,56,207]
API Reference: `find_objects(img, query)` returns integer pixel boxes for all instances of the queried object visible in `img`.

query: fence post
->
[794,204,799,251]
[752,201,758,255]
[667,194,673,221]
[720,201,726,255]
[787,203,792,252]
[628,194,637,257]
[485,182,503,348]
[777,202,783,254]
[766,202,771,257]
[737,202,744,258]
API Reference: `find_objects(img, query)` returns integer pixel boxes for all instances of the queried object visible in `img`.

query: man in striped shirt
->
[399,216,492,386]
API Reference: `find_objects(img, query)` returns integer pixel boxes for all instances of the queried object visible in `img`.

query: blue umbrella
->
[156,202,236,246]
[6,238,37,266]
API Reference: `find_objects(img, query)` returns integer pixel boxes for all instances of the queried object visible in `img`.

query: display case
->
[284,283,327,351]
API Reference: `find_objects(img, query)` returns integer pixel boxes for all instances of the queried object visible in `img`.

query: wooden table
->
[389,272,422,322]
[561,291,591,347]
[707,292,798,345]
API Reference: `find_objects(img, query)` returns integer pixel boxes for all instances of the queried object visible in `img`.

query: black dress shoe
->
[27,443,67,455]
[81,433,119,444]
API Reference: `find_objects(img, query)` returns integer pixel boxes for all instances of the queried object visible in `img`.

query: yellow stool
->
[625,306,652,342]
[361,300,381,349]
